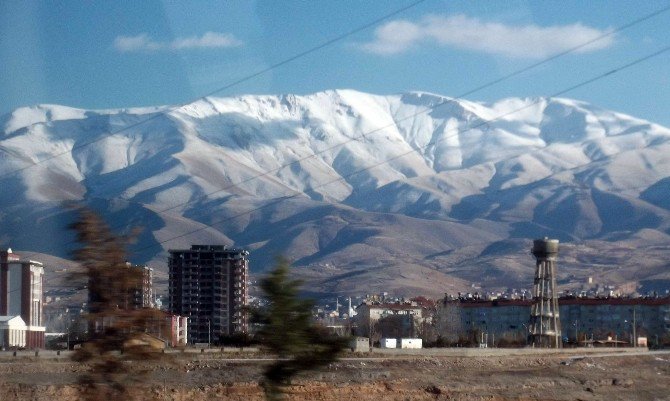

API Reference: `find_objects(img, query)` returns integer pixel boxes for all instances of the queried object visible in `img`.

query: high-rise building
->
[127,263,154,309]
[168,245,249,344]
[0,248,46,348]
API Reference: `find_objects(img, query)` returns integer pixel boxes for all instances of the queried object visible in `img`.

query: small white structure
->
[637,336,648,347]
[400,338,422,349]
[380,338,397,348]
[350,336,370,352]
[0,316,27,349]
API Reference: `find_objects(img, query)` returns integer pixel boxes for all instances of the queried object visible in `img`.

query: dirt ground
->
[1,351,669,401]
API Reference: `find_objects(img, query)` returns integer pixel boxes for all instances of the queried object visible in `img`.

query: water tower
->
[528,238,562,348]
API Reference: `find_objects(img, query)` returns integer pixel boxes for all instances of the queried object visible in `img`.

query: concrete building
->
[168,314,188,346]
[0,315,27,349]
[127,263,154,309]
[349,336,370,352]
[168,245,249,344]
[355,302,423,341]
[143,311,188,347]
[437,296,670,347]
[0,249,45,348]
[560,297,670,345]
[400,338,422,349]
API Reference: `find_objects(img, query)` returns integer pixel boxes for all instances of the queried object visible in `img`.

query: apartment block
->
[0,248,46,348]
[437,296,670,346]
[168,245,248,344]
[355,302,424,339]
[127,263,154,309]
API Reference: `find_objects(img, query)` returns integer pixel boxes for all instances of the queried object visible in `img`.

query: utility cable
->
[80,3,670,221]
[6,6,670,267]
[0,0,429,180]
[82,3,670,217]
[126,44,670,257]
[1,2,668,189]
[5,2,669,255]
[11,43,670,269]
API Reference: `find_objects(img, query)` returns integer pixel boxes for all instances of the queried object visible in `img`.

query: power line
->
[80,4,670,215]
[127,44,670,257]
[5,2,669,255]
[6,7,670,267]
[0,0,429,181]
[14,44,670,265]
[1,2,669,187]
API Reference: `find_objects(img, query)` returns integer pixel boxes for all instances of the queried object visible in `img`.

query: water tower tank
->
[528,238,562,348]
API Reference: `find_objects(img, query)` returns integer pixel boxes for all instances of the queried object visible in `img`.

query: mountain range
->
[2,90,670,298]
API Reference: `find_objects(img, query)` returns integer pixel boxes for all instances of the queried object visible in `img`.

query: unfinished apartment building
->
[126,263,154,309]
[168,245,249,344]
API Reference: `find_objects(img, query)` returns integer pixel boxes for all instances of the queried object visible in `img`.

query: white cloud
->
[114,32,243,52]
[171,32,242,49]
[360,14,614,58]
[114,34,160,52]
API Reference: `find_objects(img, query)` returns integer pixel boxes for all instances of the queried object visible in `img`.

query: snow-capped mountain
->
[2,90,670,296]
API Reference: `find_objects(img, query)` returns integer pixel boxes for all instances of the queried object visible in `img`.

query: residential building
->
[355,301,423,340]
[437,295,670,346]
[0,248,45,348]
[142,311,188,347]
[168,245,249,344]
[127,263,154,309]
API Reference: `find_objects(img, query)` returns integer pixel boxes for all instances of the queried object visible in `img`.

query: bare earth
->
[0,350,669,401]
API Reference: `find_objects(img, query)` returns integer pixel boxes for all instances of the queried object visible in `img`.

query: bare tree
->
[69,208,166,401]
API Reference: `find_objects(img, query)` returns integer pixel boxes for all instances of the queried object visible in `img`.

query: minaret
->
[528,238,562,348]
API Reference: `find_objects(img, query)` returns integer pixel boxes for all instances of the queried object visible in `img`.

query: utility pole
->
[66,311,72,351]
[632,308,637,348]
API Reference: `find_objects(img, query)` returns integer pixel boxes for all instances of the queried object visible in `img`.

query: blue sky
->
[1,0,669,126]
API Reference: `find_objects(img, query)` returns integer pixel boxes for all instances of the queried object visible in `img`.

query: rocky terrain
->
[2,91,670,297]
[0,350,669,400]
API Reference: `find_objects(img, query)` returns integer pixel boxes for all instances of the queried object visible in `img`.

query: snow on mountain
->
[2,90,670,296]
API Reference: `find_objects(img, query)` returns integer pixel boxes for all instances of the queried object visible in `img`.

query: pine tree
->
[253,257,349,400]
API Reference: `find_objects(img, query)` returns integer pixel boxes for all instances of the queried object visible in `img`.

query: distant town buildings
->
[4,237,670,351]
[437,295,670,347]
[0,249,45,348]
[168,245,249,344]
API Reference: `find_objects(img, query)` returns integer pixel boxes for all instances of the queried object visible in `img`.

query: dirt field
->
[0,349,668,400]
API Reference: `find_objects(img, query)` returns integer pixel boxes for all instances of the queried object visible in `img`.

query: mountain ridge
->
[2,90,669,296]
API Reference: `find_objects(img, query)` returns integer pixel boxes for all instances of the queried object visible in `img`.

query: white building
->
[0,315,27,349]
[0,249,46,348]
[355,302,424,341]
[400,338,423,349]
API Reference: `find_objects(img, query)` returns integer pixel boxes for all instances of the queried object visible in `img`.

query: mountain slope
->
[2,90,670,296]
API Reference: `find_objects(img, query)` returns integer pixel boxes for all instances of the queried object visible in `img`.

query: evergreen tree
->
[253,257,349,400]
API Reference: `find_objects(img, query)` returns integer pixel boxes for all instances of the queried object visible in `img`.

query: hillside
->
[2,90,670,296]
